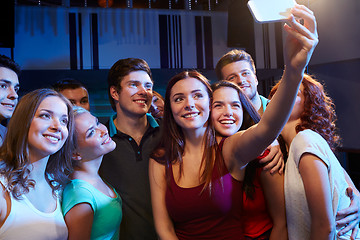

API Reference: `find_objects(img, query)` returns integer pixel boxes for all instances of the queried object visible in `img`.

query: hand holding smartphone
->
[247,0,296,23]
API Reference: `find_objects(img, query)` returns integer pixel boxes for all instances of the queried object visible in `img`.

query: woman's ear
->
[72,152,82,161]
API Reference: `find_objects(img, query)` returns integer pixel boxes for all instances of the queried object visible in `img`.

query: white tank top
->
[0,178,68,240]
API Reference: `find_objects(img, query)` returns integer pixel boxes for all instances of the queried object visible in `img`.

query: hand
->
[259,140,284,174]
[336,187,360,239]
[283,4,319,74]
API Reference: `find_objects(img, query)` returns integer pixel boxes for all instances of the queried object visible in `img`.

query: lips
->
[1,102,15,109]
[134,99,147,104]
[102,135,112,145]
[219,119,235,124]
[182,112,200,118]
[43,133,61,143]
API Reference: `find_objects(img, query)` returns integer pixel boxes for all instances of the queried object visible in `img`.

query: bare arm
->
[336,168,360,238]
[149,158,179,240]
[222,4,319,173]
[64,203,94,240]
[260,170,288,240]
[0,184,11,228]
[299,153,335,240]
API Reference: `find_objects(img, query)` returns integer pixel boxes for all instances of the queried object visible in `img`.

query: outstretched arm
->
[149,158,179,240]
[336,168,360,238]
[222,4,319,173]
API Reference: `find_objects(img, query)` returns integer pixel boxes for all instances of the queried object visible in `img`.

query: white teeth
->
[184,113,198,118]
[135,100,146,103]
[45,135,59,142]
[220,120,234,124]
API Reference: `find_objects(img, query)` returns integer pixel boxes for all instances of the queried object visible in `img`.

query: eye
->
[174,97,183,103]
[194,93,203,99]
[0,84,7,89]
[39,113,51,119]
[80,99,89,104]
[233,103,241,108]
[14,86,20,93]
[227,75,236,81]
[145,83,153,90]
[60,117,69,125]
[129,82,137,88]
[212,103,222,109]
[70,100,76,105]
[242,71,250,77]
[87,129,96,138]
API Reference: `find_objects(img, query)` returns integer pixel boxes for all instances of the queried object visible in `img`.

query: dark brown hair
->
[153,70,217,192]
[0,89,75,199]
[211,81,262,199]
[107,58,152,111]
[215,49,256,80]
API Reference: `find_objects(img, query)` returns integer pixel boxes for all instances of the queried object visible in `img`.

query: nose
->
[223,105,233,117]
[98,128,107,137]
[184,96,195,110]
[137,84,150,96]
[50,118,62,131]
[8,87,18,100]
[238,76,247,86]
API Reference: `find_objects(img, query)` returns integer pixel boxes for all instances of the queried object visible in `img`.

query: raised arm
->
[222,4,319,172]
[149,158,179,240]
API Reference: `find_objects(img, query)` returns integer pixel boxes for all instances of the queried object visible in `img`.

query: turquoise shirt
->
[259,95,270,114]
[62,179,122,240]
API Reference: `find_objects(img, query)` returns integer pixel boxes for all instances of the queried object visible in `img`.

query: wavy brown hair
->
[269,74,340,151]
[152,70,217,192]
[211,81,263,199]
[0,89,75,199]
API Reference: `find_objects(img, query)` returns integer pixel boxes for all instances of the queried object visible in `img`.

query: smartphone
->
[247,0,296,23]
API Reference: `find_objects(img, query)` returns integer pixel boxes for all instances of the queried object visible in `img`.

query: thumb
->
[346,187,354,199]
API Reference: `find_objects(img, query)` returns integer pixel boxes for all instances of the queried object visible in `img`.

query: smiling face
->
[170,77,210,132]
[149,94,164,118]
[221,60,258,101]
[0,67,19,121]
[211,86,243,137]
[27,96,69,161]
[74,111,116,161]
[111,70,153,118]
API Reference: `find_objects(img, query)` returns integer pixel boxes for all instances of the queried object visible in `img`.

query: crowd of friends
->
[0,4,359,240]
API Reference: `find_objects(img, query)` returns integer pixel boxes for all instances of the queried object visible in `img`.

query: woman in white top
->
[0,88,75,240]
[270,74,360,240]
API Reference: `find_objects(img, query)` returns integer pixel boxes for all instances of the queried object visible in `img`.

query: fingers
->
[337,219,359,236]
[350,226,359,240]
[347,187,354,198]
[270,153,283,175]
[290,4,317,34]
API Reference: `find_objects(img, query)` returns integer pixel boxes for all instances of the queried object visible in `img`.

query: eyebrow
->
[172,89,203,98]
[38,109,68,118]
[0,79,19,87]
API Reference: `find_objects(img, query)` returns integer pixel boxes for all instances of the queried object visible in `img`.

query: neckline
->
[21,194,60,217]
[169,164,204,190]
[71,179,119,199]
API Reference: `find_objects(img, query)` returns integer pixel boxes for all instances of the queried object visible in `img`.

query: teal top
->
[259,95,269,113]
[62,179,122,240]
